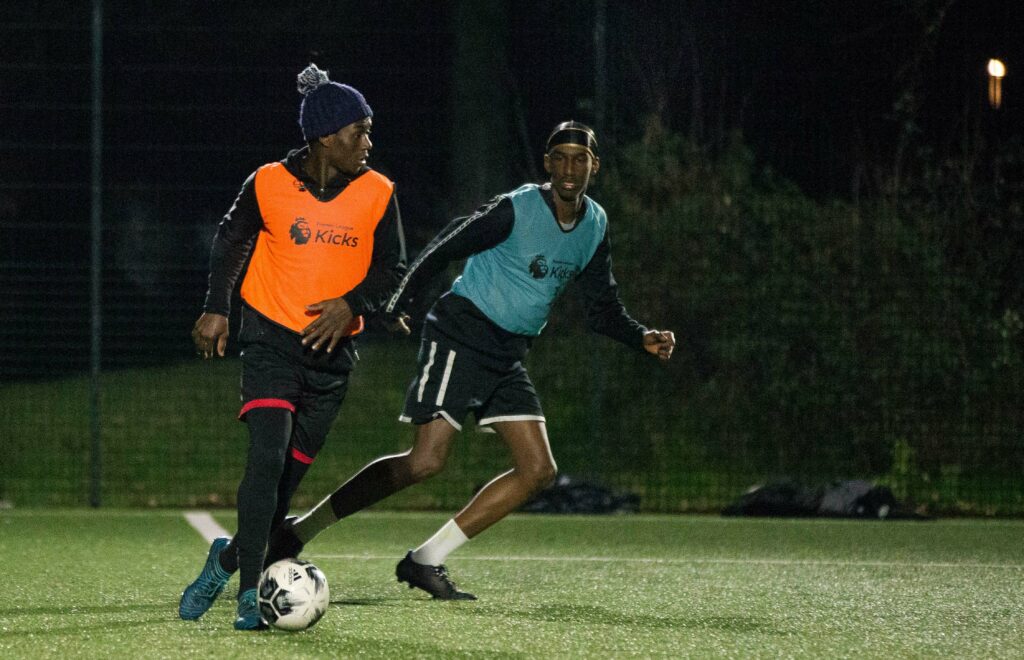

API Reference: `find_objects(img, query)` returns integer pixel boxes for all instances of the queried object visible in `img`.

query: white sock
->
[411,519,469,566]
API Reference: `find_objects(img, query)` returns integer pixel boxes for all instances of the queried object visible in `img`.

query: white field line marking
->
[184,510,230,544]
[309,553,1024,571]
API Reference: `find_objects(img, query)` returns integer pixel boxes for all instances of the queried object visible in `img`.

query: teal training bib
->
[451,184,607,336]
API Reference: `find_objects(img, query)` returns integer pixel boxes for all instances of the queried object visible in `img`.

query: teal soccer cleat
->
[234,588,268,630]
[178,536,232,620]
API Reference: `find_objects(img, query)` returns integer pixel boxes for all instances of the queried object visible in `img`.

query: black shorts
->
[399,330,544,432]
[238,305,350,463]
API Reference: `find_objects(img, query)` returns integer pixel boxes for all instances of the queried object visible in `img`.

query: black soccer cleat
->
[395,551,477,601]
[264,516,304,568]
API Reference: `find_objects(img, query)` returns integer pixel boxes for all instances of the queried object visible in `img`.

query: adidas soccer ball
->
[258,559,330,631]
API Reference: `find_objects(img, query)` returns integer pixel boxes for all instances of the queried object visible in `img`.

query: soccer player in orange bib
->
[178,64,406,629]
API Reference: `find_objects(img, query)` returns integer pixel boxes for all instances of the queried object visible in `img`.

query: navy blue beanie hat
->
[297,64,373,141]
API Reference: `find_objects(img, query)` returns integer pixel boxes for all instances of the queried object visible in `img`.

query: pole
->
[585,0,609,475]
[593,0,608,130]
[89,0,104,507]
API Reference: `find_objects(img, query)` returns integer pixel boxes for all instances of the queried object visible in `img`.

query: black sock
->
[328,454,414,519]
[234,407,292,596]
[272,453,311,531]
[219,538,239,574]
[220,448,312,573]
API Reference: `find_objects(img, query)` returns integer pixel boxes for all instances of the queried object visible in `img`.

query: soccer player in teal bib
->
[265,121,676,600]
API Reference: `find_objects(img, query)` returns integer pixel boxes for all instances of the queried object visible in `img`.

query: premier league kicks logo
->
[290,217,311,245]
[529,255,549,279]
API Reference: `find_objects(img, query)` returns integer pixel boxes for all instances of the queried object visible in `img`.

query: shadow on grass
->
[468,603,785,635]
[0,603,170,619]
[0,604,180,638]
[330,597,409,606]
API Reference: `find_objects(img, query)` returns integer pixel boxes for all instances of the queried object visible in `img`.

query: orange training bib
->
[240,163,393,334]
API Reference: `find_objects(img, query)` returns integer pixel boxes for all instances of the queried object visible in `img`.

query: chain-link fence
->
[2,2,1022,514]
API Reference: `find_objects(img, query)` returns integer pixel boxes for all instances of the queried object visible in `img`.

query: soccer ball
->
[257,559,330,631]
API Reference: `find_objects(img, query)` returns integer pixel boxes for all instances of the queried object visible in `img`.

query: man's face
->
[321,117,373,176]
[543,144,599,203]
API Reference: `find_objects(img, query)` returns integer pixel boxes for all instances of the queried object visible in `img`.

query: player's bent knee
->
[524,462,557,493]
[408,453,447,482]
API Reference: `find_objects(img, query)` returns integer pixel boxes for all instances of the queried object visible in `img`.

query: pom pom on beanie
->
[297,64,372,141]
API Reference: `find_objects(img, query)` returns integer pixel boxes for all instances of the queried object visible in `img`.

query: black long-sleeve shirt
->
[387,184,647,350]
[203,147,407,321]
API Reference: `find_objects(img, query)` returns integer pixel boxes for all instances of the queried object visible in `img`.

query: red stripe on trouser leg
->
[290,447,315,464]
[238,398,296,419]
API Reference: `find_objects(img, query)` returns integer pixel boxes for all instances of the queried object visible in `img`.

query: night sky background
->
[1,0,1022,374]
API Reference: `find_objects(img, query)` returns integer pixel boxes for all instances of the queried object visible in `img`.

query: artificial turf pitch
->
[0,510,1020,658]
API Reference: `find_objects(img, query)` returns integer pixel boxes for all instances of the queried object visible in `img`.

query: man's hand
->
[302,297,355,353]
[192,312,229,359]
[386,311,412,336]
[642,329,676,361]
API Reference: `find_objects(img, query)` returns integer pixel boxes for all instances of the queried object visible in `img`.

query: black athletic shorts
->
[399,294,544,432]
[237,304,351,463]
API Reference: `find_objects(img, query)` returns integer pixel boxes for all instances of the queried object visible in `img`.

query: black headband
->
[546,127,597,153]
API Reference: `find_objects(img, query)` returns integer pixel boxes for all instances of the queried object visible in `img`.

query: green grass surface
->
[1,511,1021,658]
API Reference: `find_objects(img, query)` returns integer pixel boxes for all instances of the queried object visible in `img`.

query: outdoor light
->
[987,58,1005,109]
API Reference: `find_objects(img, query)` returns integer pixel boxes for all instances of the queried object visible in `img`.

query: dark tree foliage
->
[592,114,1022,511]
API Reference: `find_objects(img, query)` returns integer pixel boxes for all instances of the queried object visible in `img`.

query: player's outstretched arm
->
[642,329,676,361]
[192,312,229,359]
